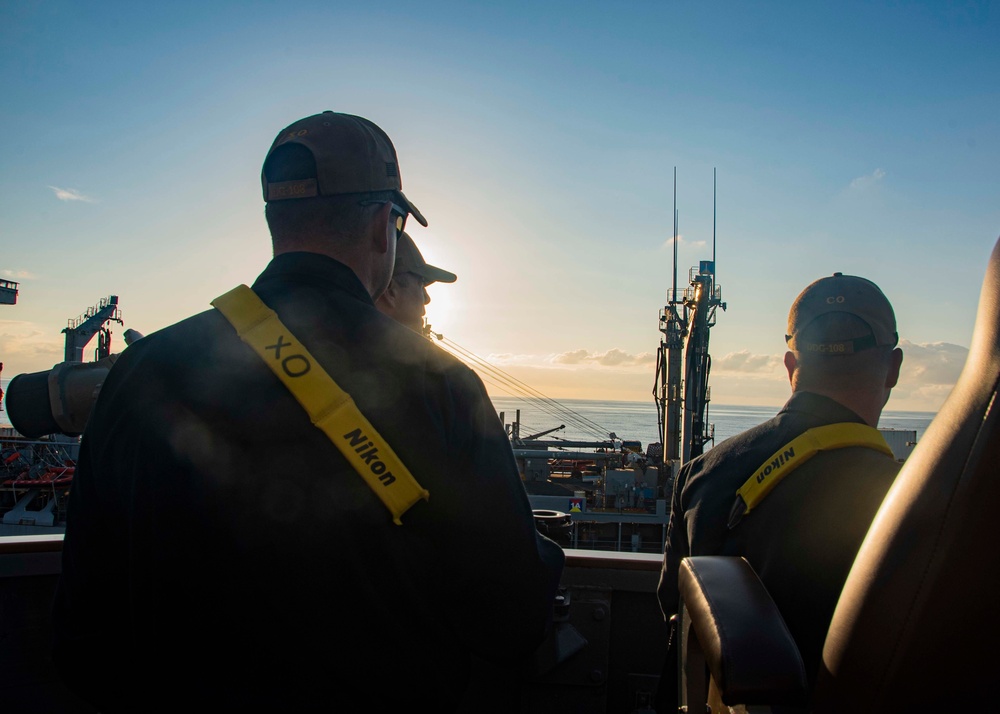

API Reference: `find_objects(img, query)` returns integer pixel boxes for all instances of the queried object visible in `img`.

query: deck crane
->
[521,423,566,441]
[62,295,123,363]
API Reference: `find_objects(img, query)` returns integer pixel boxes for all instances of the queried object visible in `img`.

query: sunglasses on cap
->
[359,199,407,239]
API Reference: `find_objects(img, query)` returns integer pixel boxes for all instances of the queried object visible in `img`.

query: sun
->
[423,281,454,337]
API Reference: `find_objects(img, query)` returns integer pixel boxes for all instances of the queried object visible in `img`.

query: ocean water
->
[491,396,936,452]
[1,376,935,448]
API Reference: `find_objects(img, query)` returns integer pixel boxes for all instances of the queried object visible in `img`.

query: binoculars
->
[5,329,144,439]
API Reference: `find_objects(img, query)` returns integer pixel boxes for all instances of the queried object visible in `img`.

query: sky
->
[1,0,998,424]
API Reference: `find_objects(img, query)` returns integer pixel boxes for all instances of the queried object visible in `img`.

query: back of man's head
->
[784,273,902,415]
[786,273,897,356]
[261,111,426,250]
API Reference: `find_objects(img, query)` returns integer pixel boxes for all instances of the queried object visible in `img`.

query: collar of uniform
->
[252,252,374,305]
[778,391,867,426]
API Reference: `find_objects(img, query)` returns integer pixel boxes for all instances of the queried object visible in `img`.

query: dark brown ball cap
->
[261,111,427,227]
[394,232,456,285]
[786,273,898,355]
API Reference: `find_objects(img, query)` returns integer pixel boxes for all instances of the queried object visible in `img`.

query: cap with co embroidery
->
[786,273,897,355]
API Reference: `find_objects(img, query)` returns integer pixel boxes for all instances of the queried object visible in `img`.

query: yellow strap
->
[211,285,429,525]
[727,422,893,529]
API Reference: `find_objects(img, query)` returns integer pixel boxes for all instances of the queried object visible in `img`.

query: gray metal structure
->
[0,280,18,306]
[62,295,122,363]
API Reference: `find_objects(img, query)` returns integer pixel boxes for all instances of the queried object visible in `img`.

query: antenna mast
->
[672,167,678,302]
[654,170,727,494]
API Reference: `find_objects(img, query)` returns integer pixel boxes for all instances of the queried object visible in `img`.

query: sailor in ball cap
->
[656,271,904,710]
[376,231,457,333]
[53,111,565,713]
[260,110,428,301]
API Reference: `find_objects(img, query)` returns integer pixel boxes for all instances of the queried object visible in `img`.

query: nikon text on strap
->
[211,284,429,525]
[727,422,894,529]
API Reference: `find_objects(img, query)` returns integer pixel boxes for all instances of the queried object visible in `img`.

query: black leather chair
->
[675,235,1000,713]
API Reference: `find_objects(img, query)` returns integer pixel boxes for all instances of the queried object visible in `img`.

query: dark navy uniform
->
[657,391,899,695]
[54,252,565,712]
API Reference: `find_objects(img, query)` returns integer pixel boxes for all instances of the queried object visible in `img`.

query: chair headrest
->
[816,235,1000,711]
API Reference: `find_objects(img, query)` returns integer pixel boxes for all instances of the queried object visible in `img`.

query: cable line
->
[437,337,607,438]
[434,335,615,442]
[437,338,597,436]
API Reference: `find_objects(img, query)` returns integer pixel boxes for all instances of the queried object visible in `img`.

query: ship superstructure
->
[0,279,19,414]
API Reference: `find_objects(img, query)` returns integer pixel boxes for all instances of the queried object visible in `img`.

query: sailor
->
[52,111,565,713]
[656,272,904,709]
[376,231,457,334]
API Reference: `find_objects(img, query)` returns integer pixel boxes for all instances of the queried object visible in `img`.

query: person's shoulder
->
[676,416,790,503]
[122,309,232,360]
[421,337,488,395]
[137,307,227,342]
[380,321,474,376]
[818,444,902,476]
[107,308,252,395]
[693,415,785,470]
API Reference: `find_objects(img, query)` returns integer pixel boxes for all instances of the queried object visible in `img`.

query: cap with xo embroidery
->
[261,111,427,227]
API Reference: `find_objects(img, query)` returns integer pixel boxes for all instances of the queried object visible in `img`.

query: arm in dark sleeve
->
[657,462,691,621]
[51,415,130,711]
[432,370,565,664]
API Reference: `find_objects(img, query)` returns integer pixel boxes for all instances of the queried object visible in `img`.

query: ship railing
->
[1,535,669,713]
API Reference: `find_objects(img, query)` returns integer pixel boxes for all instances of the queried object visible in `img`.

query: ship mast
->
[656,170,684,472]
[654,170,726,488]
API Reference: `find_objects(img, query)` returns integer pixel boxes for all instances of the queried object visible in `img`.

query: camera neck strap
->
[211,284,429,525]
[727,421,893,529]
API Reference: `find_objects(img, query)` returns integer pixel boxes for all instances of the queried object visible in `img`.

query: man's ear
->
[885,347,903,389]
[371,201,393,255]
[783,351,798,385]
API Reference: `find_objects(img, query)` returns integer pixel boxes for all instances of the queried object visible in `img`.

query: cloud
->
[48,186,94,202]
[551,348,655,367]
[714,350,783,375]
[449,340,967,413]
[839,340,968,413]
[485,352,536,365]
[663,233,707,250]
[551,349,590,365]
[895,339,968,386]
[596,348,636,366]
[462,346,657,370]
[0,269,35,281]
[849,169,886,191]
[0,321,64,367]
[709,340,968,396]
